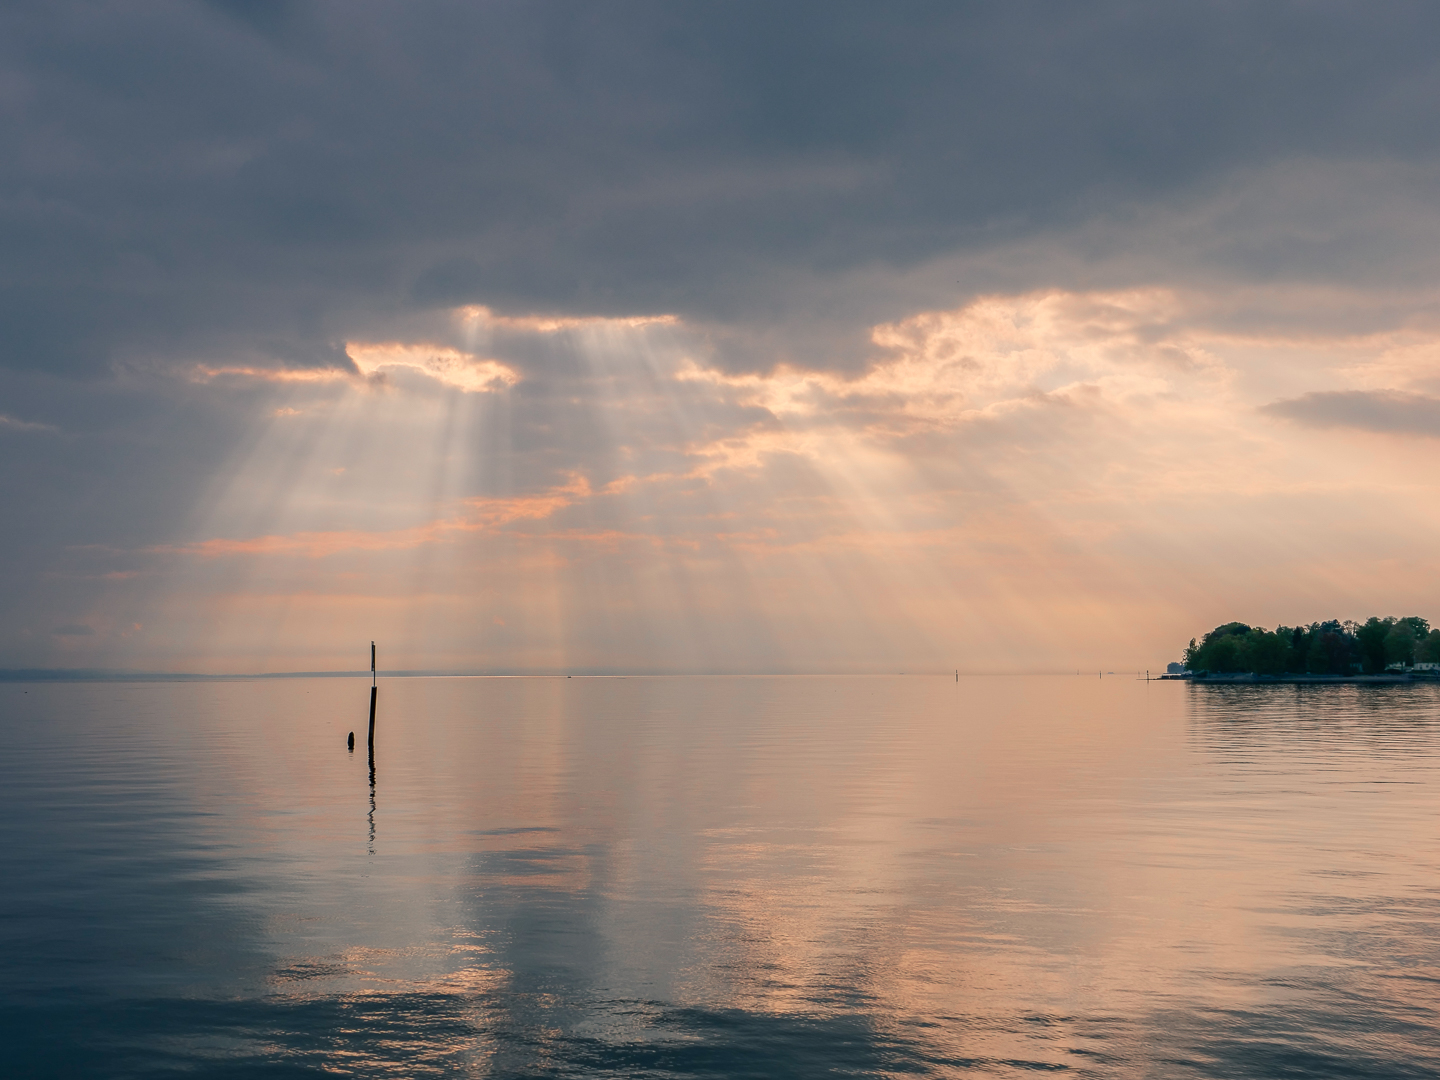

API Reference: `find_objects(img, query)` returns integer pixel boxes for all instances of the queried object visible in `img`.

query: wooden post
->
[368,641,377,747]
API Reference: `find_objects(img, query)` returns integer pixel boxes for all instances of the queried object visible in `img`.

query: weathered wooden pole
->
[367,641,377,747]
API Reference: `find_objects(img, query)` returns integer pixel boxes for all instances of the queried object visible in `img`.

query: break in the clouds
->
[3,3,1440,671]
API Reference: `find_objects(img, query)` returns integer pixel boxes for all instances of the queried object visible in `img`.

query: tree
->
[1279,625,1309,673]
[1400,616,1431,638]
[1385,622,1418,668]
[1418,629,1440,664]
[1304,620,1358,675]
[1356,617,1393,674]
[1245,628,1288,675]
[1205,635,1243,672]
[1187,623,1252,672]
[1181,617,1428,675]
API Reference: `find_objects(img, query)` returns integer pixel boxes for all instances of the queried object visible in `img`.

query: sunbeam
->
[45,287,1440,674]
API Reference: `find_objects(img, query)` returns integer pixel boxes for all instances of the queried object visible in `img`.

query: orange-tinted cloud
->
[189,365,352,384]
[454,305,678,334]
[345,342,520,392]
[153,475,590,560]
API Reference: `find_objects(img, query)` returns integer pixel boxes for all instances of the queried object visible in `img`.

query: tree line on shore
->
[1183,617,1440,675]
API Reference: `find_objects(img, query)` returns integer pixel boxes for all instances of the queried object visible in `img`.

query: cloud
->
[676,289,1216,468]
[455,307,677,336]
[53,624,94,636]
[149,475,590,560]
[1261,390,1440,437]
[189,365,351,385]
[7,8,1440,671]
[23,284,1428,674]
[185,343,521,393]
[0,414,59,433]
[345,342,519,393]
[6,3,1440,380]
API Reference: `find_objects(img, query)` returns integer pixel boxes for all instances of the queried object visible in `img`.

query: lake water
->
[3,675,1439,1078]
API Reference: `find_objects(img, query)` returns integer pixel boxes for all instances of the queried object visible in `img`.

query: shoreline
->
[1164,672,1438,684]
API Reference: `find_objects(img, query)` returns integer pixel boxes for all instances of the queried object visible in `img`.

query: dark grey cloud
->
[0,412,58,432]
[4,1,1440,378]
[1261,389,1440,436]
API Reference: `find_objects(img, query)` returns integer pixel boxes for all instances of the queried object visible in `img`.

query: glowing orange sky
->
[36,287,1440,673]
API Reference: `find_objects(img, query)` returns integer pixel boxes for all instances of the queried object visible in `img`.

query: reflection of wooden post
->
[368,641,377,747]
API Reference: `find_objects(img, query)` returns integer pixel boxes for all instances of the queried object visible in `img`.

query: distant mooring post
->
[367,641,377,747]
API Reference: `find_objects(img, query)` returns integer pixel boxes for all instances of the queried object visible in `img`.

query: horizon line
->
[0,667,1156,683]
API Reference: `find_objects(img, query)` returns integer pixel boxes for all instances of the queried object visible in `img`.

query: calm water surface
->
[2,675,1438,1077]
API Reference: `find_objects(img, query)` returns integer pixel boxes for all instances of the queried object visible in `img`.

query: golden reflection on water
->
[7,675,1439,1075]
[264,679,1438,1057]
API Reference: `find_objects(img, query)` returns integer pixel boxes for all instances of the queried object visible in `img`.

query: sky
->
[3,1,1440,674]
